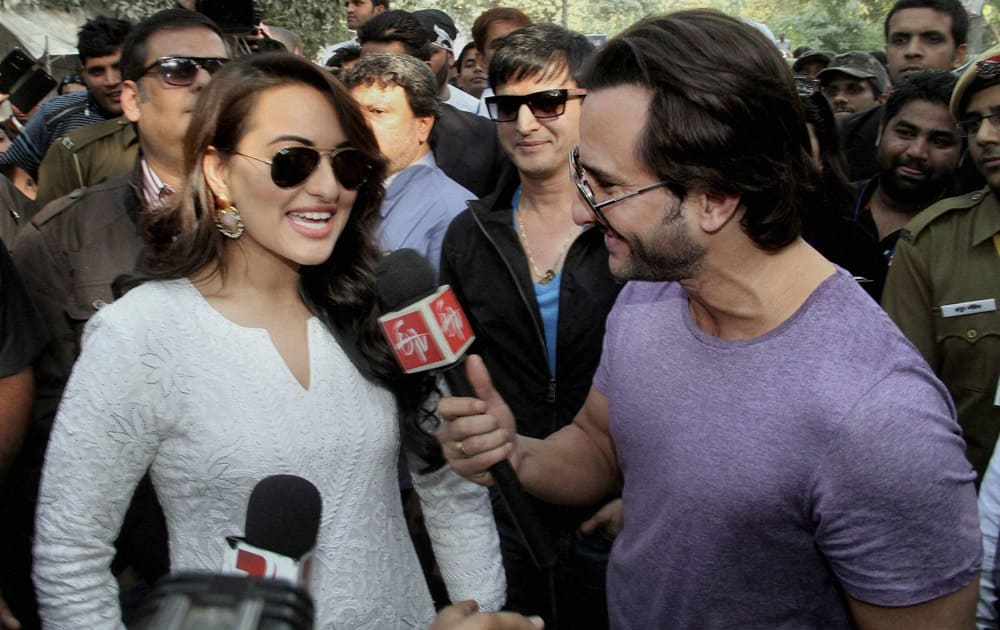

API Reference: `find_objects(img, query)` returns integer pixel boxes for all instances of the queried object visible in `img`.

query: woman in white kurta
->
[32,52,504,630]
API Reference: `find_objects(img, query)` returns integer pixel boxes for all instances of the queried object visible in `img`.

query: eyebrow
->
[579,157,625,186]
[268,135,315,147]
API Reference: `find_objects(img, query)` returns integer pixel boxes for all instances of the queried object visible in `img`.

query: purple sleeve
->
[812,366,981,606]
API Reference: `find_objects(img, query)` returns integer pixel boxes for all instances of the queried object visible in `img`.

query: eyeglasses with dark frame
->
[956,108,1000,138]
[230,146,371,190]
[142,56,229,87]
[485,88,587,123]
[569,145,675,230]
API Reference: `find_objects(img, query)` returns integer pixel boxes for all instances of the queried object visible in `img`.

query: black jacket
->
[440,164,622,526]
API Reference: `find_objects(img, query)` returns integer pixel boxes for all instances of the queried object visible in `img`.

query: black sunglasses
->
[142,56,229,87]
[231,146,371,190]
[485,88,587,123]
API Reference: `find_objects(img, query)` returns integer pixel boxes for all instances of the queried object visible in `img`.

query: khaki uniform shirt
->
[11,166,144,441]
[883,186,1000,479]
[34,116,139,207]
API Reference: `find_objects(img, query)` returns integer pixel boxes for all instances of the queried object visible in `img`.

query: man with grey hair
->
[344,53,474,270]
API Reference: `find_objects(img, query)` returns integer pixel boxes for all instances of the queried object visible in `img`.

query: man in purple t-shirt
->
[437,9,980,629]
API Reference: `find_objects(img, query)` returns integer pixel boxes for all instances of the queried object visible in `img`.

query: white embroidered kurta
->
[33,279,504,629]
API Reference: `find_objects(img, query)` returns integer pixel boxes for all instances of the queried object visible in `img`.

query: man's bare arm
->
[437,355,620,506]
[0,366,32,481]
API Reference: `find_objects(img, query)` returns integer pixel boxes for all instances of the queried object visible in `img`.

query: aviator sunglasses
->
[142,56,229,87]
[485,88,587,122]
[231,146,371,190]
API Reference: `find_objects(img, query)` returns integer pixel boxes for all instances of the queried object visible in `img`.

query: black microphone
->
[221,475,323,585]
[132,475,322,629]
[376,249,557,570]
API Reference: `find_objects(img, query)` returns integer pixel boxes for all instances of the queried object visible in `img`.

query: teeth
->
[289,212,331,221]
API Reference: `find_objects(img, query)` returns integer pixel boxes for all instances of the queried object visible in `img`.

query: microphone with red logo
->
[375,249,557,570]
[221,474,323,586]
[132,475,320,630]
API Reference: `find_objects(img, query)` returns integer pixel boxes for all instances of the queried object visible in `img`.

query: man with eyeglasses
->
[883,45,1000,483]
[438,11,979,629]
[439,24,620,629]
[4,10,229,629]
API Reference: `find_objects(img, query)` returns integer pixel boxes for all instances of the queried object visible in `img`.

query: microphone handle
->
[441,362,557,570]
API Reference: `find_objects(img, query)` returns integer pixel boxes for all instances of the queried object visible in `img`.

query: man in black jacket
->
[440,24,620,630]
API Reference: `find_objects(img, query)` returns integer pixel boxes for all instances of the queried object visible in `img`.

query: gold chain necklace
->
[517,211,578,285]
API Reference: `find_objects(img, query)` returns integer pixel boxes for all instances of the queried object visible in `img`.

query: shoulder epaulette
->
[54,116,130,154]
[899,188,989,241]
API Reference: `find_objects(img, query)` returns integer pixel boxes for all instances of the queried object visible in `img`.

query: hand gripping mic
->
[132,475,321,630]
[376,249,557,570]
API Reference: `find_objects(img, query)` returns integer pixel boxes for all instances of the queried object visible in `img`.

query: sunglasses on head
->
[142,56,229,87]
[231,146,371,190]
[485,88,587,123]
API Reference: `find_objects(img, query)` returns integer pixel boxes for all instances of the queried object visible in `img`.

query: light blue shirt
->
[377,152,475,274]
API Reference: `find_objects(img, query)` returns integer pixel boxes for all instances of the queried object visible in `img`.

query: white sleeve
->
[409,455,506,611]
[33,310,161,630]
[980,450,1000,629]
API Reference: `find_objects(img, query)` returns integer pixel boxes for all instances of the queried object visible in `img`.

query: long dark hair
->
[144,52,443,468]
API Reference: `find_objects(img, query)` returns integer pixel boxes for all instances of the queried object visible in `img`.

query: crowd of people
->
[1,0,999,628]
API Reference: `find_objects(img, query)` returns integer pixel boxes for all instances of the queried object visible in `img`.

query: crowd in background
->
[0,0,999,628]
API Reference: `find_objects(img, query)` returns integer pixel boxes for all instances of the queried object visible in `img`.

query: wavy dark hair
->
[488,23,594,89]
[144,52,443,469]
[583,10,814,250]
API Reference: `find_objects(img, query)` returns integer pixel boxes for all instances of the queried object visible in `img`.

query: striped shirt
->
[0,91,114,179]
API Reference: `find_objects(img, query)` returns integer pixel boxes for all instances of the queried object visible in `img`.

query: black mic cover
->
[375,248,438,313]
[245,475,322,560]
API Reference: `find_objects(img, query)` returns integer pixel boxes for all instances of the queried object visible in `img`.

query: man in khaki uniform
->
[2,10,229,629]
[34,115,138,207]
[882,42,1000,481]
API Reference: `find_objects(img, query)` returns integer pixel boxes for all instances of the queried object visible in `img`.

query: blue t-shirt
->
[595,270,981,628]
[512,187,561,376]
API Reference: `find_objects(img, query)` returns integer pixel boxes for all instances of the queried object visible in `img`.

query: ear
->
[202,146,232,201]
[875,122,884,148]
[373,4,386,14]
[121,80,142,123]
[415,114,434,145]
[953,44,969,69]
[693,190,742,235]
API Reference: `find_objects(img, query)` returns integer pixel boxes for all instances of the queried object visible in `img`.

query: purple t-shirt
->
[594,270,980,628]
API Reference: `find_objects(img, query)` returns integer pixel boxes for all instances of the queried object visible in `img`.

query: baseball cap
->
[792,50,833,74]
[818,51,890,95]
[413,9,456,53]
[950,43,1000,119]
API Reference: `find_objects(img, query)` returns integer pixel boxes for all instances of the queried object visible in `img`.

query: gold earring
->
[214,193,244,239]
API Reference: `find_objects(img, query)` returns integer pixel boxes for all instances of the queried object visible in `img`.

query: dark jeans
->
[498,520,612,630]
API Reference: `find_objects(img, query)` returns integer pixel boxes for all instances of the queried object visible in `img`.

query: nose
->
[570,191,595,227]
[306,154,343,202]
[903,39,924,59]
[514,103,541,133]
[904,136,929,160]
[191,66,215,90]
[974,117,1000,145]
